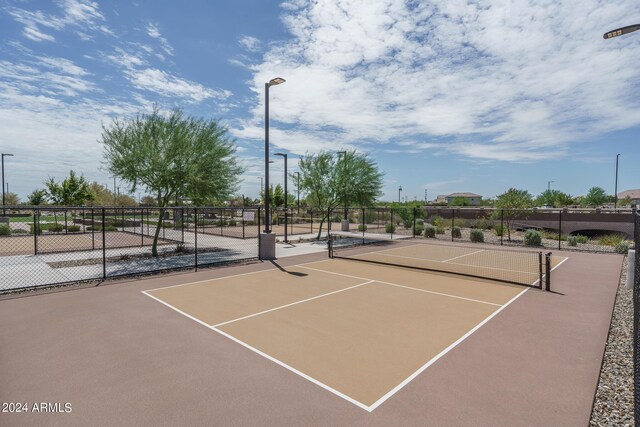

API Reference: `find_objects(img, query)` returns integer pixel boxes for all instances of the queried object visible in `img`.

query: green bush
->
[385,223,396,233]
[453,218,465,228]
[0,224,10,236]
[227,219,237,226]
[416,219,424,226]
[470,228,484,243]
[493,225,504,236]
[413,224,424,236]
[597,233,627,247]
[12,228,28,234]
[524,229,542,246]
[471,218,491,230]
[48,223,64,232]
[576,235,588,244]
[435,226,445,235]
[423,224,436,238]
[105,225,118,232]
[451,226,461,238]
[67,225,81,232]
[614,241,631,254]
[567,236,577,246]
[430,215,443,227]
[358,224,368,232]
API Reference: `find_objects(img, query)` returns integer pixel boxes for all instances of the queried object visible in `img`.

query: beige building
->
[434,192,483,206]
[617,189,640,206]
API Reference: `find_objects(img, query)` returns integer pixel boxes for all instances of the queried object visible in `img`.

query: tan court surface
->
[0,245,624,426]
[147,259,526,409]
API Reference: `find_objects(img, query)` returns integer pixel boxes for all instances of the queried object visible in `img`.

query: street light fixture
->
[615,154,620,209]
[274,152,288,243]
[603,24,640,39]
[398,185,402,203]
[2,153,14,215]
[264,77,286,234]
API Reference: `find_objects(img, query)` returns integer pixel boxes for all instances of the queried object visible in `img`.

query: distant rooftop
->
[617,189,640,199]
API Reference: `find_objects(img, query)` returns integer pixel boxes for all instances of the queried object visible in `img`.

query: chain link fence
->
[634,210,639,425]
[0,206,261,293]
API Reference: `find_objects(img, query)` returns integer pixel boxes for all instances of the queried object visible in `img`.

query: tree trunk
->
[151,208,165,257]
[315,213,329,240]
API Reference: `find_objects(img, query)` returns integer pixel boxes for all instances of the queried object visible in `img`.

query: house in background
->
[434,192,483,206]
[617,189,640,207]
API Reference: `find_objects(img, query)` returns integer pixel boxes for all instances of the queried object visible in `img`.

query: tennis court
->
[143,242,568,411]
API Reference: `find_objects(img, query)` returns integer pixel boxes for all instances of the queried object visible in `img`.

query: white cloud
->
[146,23,174,56]
[240,0,640,162]
[239,35,262,52]
[125,68,230,103]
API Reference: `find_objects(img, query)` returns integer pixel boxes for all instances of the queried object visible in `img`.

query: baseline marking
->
[442,250,485,263]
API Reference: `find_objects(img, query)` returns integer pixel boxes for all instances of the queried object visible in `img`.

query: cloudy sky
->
[0,0,638,203]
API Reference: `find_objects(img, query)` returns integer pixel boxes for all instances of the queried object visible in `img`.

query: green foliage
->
[576,235,588,244]
[524,229,542,246]
[385,223,396,233]
[100,106,243,256]
[597,233,628,247]
[413,224,424,236]
[618,196,634,207]
[67,225,81,232]
[451,226,461,238]
[298,150,383,239]
[12,228,27,234]
[496,188,534,210]
[493,225,504,236]
[535,190,574,207]
[614,241,631,254]
[449,197,470,206]
[416,219,424,226]
[430,215,443,227]
[0,224,10,236]
[423,224,436,238]
[583,187,609,207]
[27,189,48,205]
[45,170,95,206]
[470,228,484,243]
[358,224,368,232]
[452,218,465,228]
[105,225,118,232]
[567,236,577,246]
[471,218,491,230]
[435,226,445,234]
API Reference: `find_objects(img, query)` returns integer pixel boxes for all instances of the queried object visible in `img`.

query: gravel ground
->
[590,255,634,426]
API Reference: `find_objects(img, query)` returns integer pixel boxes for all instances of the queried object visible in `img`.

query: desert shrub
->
[493,225,504,236]
[614,241,631,254]
[67,225,81,232]
[451,226,461,238]
[385,223,396,233]
[175,243,188,253]
[597,233,627,247]
[575,235,589,244]
[12,228,28,234]
[567,236,577,246]
[423,224,436,238]
[435,226,445,235]
[0,224,10,236]
[105,225,118,232]
[524,229,542,246]
[358,224,368,232]
[471,218,491,230]
[430,215,443,227]
[413,224,424,236]
[470,228,484,243]
[416,219,424,226]
[453,218,465,228]
[227,219,237,226]
[48,223,64,232]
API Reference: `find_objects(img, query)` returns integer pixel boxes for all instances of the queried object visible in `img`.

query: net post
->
[545,252,552,291]
[328,233,334,259]
[538,252,543,289]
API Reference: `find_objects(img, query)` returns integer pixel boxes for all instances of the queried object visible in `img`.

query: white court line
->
[141,289,371,412]
[442,249,485,263]
[367,287,529,411]
[298,265,504,307]
[212,280,374,327]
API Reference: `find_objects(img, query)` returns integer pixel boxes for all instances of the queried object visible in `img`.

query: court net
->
[328,233,552,289]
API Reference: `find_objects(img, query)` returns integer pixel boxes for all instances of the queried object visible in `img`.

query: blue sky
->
[0,0,639,203]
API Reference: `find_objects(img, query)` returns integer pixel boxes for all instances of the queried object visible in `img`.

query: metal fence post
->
[64,210,68,234]
[242,208,245,240]
[558,210,562,250]
[545,253,552,292]
[181,207,185,243]
[194,207,198,272]
[500,209,504,246]
[102,208,107,279]
[412,207,417,237]
[33,208,38,255]
[390,208,394,239]
[258,207,262,260]
[91,209,95,250]
[451,208,455,242]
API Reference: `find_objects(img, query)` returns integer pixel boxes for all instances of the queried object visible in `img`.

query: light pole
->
[615,154,620,209]
[424,189,428,205]
[603,24,640,39]
[294,171,300,215]
[113,176,117,205]
[274,152,288,243]
[547,181,554,192]
[264,77,285,235]
[2,153,14,216]
[258,177,263,202]
[398,185,402,203]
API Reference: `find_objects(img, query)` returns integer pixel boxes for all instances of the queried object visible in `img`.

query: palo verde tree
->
[100,107,243,256]
[583,186,609,207]
[298,150,383,239]
[493,188,534,241]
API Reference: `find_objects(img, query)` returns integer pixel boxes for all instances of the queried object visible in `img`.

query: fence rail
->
[0,206,261,292]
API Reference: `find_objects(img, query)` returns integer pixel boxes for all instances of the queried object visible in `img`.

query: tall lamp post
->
[615,154,620,209]
[294,172,300,215]
[261,77,285,260]
[398,185,402,203]
[424,189,428,205]
[2,153,14,216]
[258,177,263,203]
[274,152,288,243]
[547,180,554,192]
